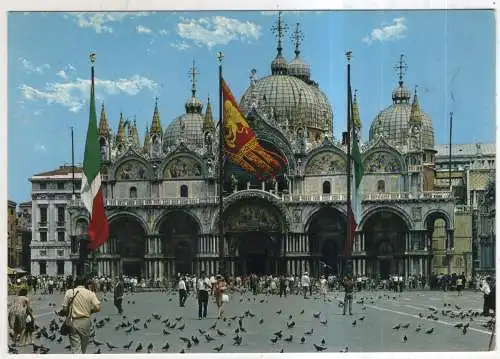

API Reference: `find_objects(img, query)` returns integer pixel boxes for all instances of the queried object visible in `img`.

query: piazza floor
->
[8,288,495,353]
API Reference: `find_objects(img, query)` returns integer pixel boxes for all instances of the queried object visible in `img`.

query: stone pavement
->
[9,289,494,353]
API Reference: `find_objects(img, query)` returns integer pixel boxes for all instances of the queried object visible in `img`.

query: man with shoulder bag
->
[57,276,101,354]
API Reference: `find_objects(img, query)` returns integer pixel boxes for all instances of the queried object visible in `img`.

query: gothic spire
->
[150,96,162,136]
[116,112,126,145]
[291,22,304,57]
[203,95,215,133]
[352,90,361,130]
[98,103,109,137]
[409,85,423,125]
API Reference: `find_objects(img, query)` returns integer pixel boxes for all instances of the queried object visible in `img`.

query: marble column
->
[419,258,423,276]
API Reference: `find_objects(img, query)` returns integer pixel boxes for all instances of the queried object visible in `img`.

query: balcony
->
[38,221,48,228]
[407,165,422,172]
[67,190,453,209]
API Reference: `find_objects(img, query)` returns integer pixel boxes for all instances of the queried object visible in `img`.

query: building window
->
[40,207,48,224]
[57,206,65,223]
[377,180,386,193]
[57,249,64,257]
[180,185,189,198]
[57,231,65,242]
[39,261,47,275]
[56,260,65,275]
[39,250,47,256]
[322,181,331,194]
[129,187,137,198]
[40,232,47,242]
[39,182,47,190]
[57,182,65,190]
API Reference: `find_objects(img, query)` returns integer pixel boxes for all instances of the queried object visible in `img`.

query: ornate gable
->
[362,138,405,173]
[115,160,149,180]
[304,147,347,175]
[163,155,203,179]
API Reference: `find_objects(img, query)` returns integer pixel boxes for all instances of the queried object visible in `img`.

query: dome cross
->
[291,22,304,56]
[393,54,408,85]
[271,11,288,55]
[188,60,199,97]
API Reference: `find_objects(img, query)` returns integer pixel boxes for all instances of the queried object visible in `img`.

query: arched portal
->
[364,211,409,279]
[108,215,147,278]
[224,199,283,276]
[158,211,200,276]
[307,207,347,277]
[425,212,452,274]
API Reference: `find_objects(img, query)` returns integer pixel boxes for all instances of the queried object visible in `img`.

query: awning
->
[7,267,16,275]
[13,268,27,274]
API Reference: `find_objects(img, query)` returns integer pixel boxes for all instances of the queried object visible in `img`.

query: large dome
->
[239,74,333,134]
[369,83,435,150]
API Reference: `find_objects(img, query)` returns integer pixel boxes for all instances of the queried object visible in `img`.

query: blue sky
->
[7,10,496,203]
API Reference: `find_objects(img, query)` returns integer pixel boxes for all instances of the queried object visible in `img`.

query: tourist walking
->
[481,278,491,316]
[113,278,124,314]
[319,275,328,301]
[8,288,34,346]
[178,276,188,307]
[197,271,211,319]
[214,275,227,320]
[279,275,287,298]
[58,276,101,354]
[301,272,310,299]
[342,276,354,316]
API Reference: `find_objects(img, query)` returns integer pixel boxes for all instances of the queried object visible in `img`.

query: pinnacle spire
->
[352,89,361,130]
[271,11,288,55]
[98,102,109,137]
[189,60,199,98]
[409,85,423,125]
[116,112,126,144]
[393,54,408,87]
[143,125,151,152]
[150,96,162,136]
[203,95,215,133]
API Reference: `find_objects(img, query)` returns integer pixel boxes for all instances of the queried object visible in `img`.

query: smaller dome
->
[392,82,411,103]
[288,55,310,81]
[163,113,204,151]
[271,54,288,75]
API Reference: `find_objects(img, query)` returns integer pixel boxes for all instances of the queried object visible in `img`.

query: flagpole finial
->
[216,51,224,65]
[89,52,96,65]
[345,50,352,63]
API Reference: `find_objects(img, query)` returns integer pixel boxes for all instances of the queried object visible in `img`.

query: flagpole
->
[71,126,75,199]
[345,51,353,277]
[216,51,225,276]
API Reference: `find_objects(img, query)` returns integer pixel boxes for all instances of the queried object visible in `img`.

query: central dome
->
[240,74,333,134]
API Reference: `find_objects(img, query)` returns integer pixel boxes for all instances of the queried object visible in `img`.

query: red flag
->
[222,79,286,178]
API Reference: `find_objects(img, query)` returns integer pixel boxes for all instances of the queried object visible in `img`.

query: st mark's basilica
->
[66,20,456,280]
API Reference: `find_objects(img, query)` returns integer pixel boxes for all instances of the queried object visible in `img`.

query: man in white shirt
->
[210,275,216,295]
[197,271,211,319]
[178,276,187,307]
[480,278,491,316]
[301,272,310,299]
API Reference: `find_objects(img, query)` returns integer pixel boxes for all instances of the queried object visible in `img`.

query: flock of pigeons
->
[8,290,494,354]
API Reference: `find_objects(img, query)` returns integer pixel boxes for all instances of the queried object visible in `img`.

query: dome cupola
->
[287,22,311,82]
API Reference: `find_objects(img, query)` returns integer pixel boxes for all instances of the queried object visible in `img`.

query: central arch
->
[108,215,147,278]
[307,207,347,277]
[363,210,409,279]
[224,198,284,276]
[158,211,200,276]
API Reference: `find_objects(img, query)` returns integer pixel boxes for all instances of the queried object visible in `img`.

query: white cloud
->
[176,16,261,49]
[34,144,47,153]
[18,57,50,74]
[33,110,42,116]
[19,75,158,113]
[362,17,407,45]
[136,25,153,34]
[65,12,151,33]
[159,29,169,36]
[170,41,191,51]
[56,70,68,80]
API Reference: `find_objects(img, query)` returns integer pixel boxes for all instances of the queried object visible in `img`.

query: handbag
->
[221,294,229,303]
[60,291,79,336]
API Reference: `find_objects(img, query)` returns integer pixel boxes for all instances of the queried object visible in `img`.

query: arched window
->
[180,185,188,198]
[129,186,137,198]
[99,137,107,161]
[377,180,385,193]
[322,181,331,194]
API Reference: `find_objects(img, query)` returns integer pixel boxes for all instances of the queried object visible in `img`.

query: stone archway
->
[363,210,409,279]
[158,211,200,276]
[424,211,452,275]
[108,215,147,278]
[224,198,284,276]
[307,207,347,277]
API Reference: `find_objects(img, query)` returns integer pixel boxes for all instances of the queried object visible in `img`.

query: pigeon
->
[94,348,101,354]
[93,339,104,346]
[280,347,284,353]
[178,324,185,331]
[304,328,313,335]
[106,342,118,350]
[123,341,133,349]
[161,342,170,351]
[425,328,434,334]
[359,316,365,321]
[402,323,410,329]
[454,323,464,328]
[313,344,327,352]
[205,334,215,342]
[415,326,422,332]
[198,329,206,335]
[352,320,357,327]
[321,338,326,345]
[233,335,242,346]
[270,337,279,344]
[393,324,401,330]
[163,329,171,335]
[209,322,217,330]
[403,335,408,343]
[340,346,349,353]
[276,309,282,315]
[300,337,306,344]
[285,334,293,342]
[135,343,143,352]
[462,326,467,335]
[216,329,226,336]
[320,319,328,326]
[300,309,305,315]
[213,344,224,352]
[191,336,199,345]
[258,318,264,324]
[313,312,321,318]
[287,321,295,328]
[147,343,154,353]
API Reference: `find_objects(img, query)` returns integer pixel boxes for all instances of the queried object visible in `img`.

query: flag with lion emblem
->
[222,79,286,178]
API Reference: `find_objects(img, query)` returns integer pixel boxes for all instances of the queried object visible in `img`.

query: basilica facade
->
[65,23,458,280]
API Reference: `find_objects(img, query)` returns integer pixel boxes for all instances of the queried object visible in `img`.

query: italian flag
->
[344,86,364,258]
[80,64,109,251]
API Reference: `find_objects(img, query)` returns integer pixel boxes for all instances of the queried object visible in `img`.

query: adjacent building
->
[17,201,33,273]
[7,200,19,267]
[28,165,83,276]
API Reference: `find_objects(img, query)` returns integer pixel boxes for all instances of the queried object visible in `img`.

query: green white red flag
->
[80,63,109,251]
